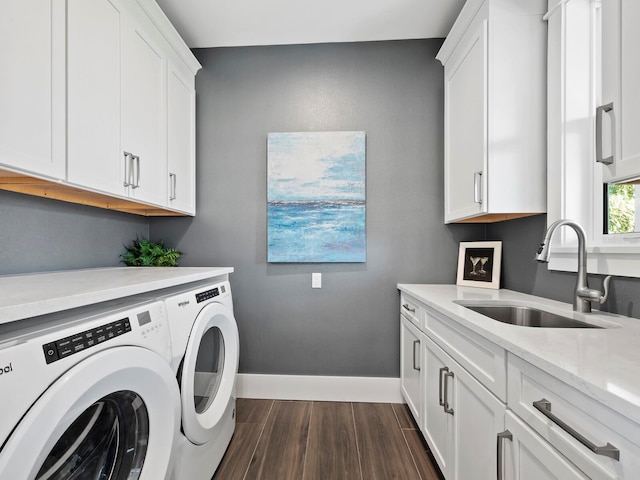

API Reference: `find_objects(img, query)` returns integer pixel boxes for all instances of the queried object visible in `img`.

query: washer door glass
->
[193,327,225,414]
[36,391,148,480]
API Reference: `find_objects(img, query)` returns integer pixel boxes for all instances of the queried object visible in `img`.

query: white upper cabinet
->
[66,0,123,197]
[67,0,167,206]
[437,0,548,224]
[121,14,167,206]
[1,0,200,216]
[0,0,65,179]
[167,60,197,214]
[598,0,640,182]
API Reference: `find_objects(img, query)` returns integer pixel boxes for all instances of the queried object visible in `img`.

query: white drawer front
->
[400,293,422,329]
[424,305,506,401]
[508,354,640,479]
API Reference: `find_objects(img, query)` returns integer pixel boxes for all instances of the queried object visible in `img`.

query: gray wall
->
[0,190,148,275]
[150,40,484,377]
[487,214,640,319]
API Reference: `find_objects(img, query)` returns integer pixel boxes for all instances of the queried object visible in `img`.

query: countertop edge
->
[0,267,234,324]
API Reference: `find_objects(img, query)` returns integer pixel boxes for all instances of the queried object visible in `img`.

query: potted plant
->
[121,237,182,266]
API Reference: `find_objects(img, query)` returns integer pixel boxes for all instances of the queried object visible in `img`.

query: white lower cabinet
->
[508,353,638,480]
[421,333,505,480]
[400,314,422,425]
[502,411,589,480]
[398,289,639,480]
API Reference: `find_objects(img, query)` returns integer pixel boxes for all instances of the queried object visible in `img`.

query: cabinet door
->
[443,21,487,223]
[67,0,124,196]
[167,62,196,214]
[0,0,65,178]
[600,0,640,181]
[400,315,422,426]
[423,333,506,480]
[503,411,589,480]
[422,334,453,478]
[121,17,166,206]
[452,356,505,480]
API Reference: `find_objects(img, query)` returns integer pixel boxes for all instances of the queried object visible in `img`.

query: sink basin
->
[459,304,603,329]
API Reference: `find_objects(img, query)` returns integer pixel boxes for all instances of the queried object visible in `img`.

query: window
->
[545,0,640,278]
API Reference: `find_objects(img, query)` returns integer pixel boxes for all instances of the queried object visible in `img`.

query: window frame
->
[545,0,640,278]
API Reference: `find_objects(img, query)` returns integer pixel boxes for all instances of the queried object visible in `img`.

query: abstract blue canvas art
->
[267,131,366,263]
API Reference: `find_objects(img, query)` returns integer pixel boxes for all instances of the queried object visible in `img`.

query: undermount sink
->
[458,304,604,329]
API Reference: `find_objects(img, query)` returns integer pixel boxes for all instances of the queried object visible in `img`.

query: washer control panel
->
[195,285,224,303]
[42,317,132,364]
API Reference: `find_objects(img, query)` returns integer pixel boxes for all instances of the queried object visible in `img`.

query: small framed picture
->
[456,241,502,289]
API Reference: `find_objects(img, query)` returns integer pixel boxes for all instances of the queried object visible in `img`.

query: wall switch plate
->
[312,272,322,288]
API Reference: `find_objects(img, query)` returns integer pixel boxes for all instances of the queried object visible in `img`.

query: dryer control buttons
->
[196,287,220,303]
[43,317,132,364]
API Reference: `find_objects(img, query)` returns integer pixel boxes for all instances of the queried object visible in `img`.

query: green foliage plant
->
[608,184,635,234]
[121,237,182,266]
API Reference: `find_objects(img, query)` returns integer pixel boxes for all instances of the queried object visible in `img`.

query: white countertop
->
[397,284,640,426]
[0,267,234,324]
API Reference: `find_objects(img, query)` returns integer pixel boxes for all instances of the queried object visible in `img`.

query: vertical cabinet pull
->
[496,430,513,480]
[443,371,454,415]
[533,399,620,460]
[596,102,614,165]
[412,340,420,371]
[438,366,448,407]
[123,151,132,187]
[131,155,141,189]
[169,173,177,200]
[123,152,141,189]
[473,171,483,204]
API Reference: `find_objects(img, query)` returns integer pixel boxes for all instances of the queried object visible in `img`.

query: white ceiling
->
[155,0,466,48]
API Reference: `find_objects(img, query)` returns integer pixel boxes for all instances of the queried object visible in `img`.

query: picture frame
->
[456,241,502,289]
[267,131,366,263]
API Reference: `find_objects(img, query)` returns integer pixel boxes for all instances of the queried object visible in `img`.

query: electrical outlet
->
[312,272,322,288]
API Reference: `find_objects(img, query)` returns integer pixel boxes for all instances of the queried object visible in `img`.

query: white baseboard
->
[235,374,403,403]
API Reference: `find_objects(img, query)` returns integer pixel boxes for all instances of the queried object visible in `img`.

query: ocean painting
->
[267,131,366,263]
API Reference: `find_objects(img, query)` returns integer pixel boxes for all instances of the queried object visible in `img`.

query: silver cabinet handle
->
[123,151,132,187]
[402,303,416,314]
[533,399,620,461]
[443,370,454,415]
[497,430,513,480]
[169,173,177,200]
[438,366,448,407]
[412,340,420,371]
[131,155,141,189]
[596,102,614,165]
[473,171,483,204]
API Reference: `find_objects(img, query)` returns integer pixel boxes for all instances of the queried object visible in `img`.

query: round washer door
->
[180,301,239,445]
[0,346,180,480]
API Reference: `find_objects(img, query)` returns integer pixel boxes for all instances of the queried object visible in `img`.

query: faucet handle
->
[578,276,612,304]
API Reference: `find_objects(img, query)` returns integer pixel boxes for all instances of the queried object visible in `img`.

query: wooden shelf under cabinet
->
[0,169,187,217]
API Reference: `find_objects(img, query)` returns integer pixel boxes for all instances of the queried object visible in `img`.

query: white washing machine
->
[160,278,239,480]
[0,298,181,480]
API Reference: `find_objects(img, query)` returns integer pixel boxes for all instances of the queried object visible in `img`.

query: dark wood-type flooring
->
[212,399,443,480]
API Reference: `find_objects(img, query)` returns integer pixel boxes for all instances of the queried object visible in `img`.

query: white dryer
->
[161,278,239,480]
[0,298,181,480]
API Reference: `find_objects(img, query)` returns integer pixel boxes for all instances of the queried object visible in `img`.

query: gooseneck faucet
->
[535,219,611,313]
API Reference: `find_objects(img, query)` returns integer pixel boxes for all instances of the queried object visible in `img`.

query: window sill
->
[548,245,640,277]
